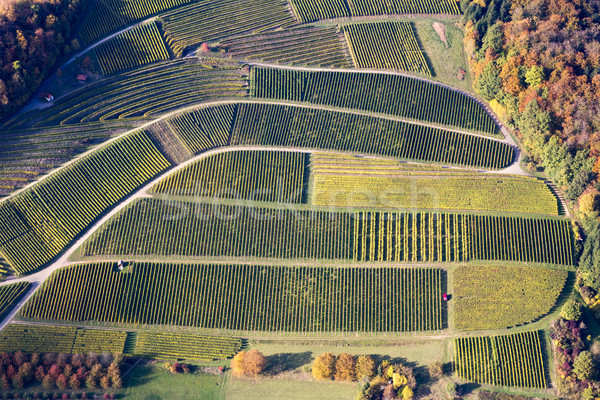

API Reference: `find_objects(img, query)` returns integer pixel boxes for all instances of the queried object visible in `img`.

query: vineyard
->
[79,0,196,44]
[81,200,352,260]
[288,0,460,22]
[151,150,307,203]
[230,103,513,169]
[250,67,500,136]
[161,0,296,56]
[79,197,574,267]
[311,153,560,215]
[0,324,127,354]
[220,26,352,68]
[3,60,246,129]
[0,282,30,320]
[454,331,548,388]
[21,262,444,333]
[453,266,568,330]
[135,332,242,360]
[95,21,171,75]
[0,130,170,275]
[344,22,431,75]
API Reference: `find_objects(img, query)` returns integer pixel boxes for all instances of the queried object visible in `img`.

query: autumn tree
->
[231,349,267,377]
[311,353,336,381]
[334,353,356,381]
[355,355,376,381]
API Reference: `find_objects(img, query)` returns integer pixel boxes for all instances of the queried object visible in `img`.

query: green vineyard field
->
[0,324,127,354]
[151,150,307,203]
[0,130,170,275]
[312,153,559,215]
[161,0,296,56]
[21,263,445,333]
[82,200,352,260]
[344,22,431,75]
[221,26,352,68]
[95,21,171,75]
[80,199,574,267]
[135,332,242,360]
[0,282,30,320]
[453,266,568,330]
[231,103,513,169]
[79,0,196,44]
[454,331,548,388]
[250,67,500,136]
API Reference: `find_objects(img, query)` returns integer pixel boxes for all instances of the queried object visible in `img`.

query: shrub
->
[446,382,458,399]
[355,355,376,381]
[428,361,444,379]
[561,300,583,321]
[334,353,356,381]
[312,353,336,381]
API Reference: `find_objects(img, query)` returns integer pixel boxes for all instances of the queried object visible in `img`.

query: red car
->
[443,293,448,302]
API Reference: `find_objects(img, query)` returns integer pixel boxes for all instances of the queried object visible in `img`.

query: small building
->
[77,74,87,82]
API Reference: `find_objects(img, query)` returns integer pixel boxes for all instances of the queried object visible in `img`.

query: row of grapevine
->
[21,263,444,333]
[0,282,31,320]
[0,130,170,275]
[81,199,352,260]
[454,331,548,388]
[231,103,513,169]
[220,26,353,68]
[288,0,460,23]
[311,153,560,215]
[80,199,574,266]
[135,332,242,360]
[453,266,568,330]
[0,325,127,354]
[250,67,500,137]
[353,212,469,263]
[95,21,171,75]
[161,0,296,56]
[4,60,246,129]
[0,121,134,195]
[344,22,432,76]
[79,0,196,44]
[151,150,307,203]
[165,104,236,154]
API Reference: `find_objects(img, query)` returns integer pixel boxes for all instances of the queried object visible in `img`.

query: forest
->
[0,0,86,120]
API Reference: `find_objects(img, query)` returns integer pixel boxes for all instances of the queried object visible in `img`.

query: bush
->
[428,361,444,379]
[561,300,583,321]
[312,353,336,381]
[334,353,356,381]
[446,382,458,399]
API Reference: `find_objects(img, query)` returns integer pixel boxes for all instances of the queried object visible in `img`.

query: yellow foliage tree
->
[402,385,414,400]
[231,349,267,377]
[334,353,356,381]
[231,351,246,377]
[312,353,336,381]
[355,355,376,380]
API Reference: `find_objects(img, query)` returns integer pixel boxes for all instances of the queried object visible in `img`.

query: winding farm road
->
[0,60,536,331]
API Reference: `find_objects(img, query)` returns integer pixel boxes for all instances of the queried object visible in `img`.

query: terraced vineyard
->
[221,26,352,68]
[135,332,242,360]
[288,0,460,22]
[231,103,513,169]
[81,200,352,260]
[454,266,568,330]
[3,60,246,129]
[22,262,444,333]
[344,22,431,75]
[151,150,307,203]
[161,0,296,56]
[0,324,127,354]
[80,0,197,44]
[95,21,171,75]
[0,282,30,320]
[0,130,170,275]
[454,331,548,388]
[312,154,559,215]
[250,67,501,136]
